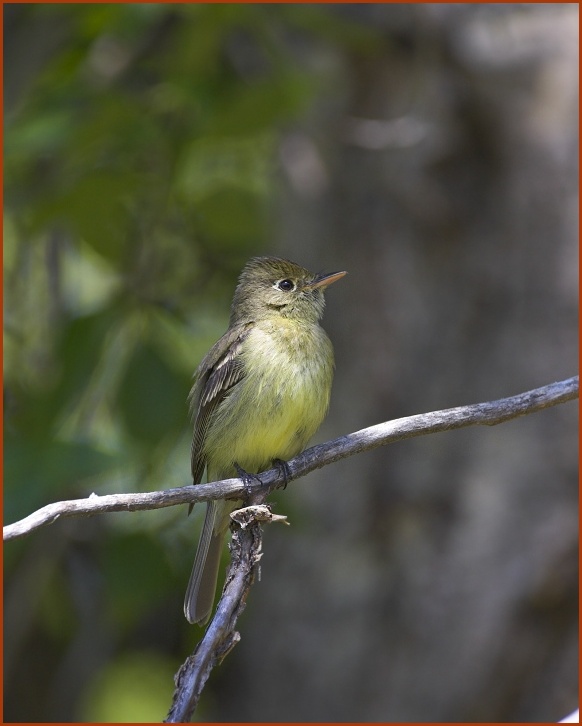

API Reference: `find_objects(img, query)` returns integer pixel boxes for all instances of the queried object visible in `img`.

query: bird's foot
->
[234,462,262,501]
[272,458,292,489]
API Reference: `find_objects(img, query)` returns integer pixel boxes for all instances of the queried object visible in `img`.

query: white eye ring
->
[275,279,295,292]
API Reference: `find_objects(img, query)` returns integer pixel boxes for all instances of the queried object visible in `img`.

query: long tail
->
[184,500,237,625]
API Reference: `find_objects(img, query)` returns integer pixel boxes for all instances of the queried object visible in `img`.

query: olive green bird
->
[184,256,346,625]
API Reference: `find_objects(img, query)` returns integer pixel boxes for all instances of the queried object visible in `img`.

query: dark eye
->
[277,279,295,292]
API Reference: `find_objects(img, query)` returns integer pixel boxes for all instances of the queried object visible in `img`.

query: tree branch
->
[4,376,578,542]
[165,505,282,723]
[4,376,578,722]
[162,376,579,722]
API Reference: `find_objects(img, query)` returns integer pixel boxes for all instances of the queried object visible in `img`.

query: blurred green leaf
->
[176,134,274,202]
[39,567,78,641]
[211,74,313,137]
[2,5,380,720]
[6,110,75,161]
[4,436,119,521]
[117,341,188,443]
[31,171,138,263]
[80,651,178,722]
[100,532,175,627]
[196,187,266,250]
[280,4,383,50]
[54,308,116,408]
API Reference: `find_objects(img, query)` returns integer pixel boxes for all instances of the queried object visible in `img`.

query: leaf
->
[196,187,266,249]
[54,308,116,409]
[80,651,178,722]
[210,74,313,137]
[4,436,119,521]
[117,342,188,443]
[31,171,138,264]
[100,532,175,626]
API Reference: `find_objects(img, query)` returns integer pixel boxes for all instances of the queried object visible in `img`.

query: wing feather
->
[189,325,250,483]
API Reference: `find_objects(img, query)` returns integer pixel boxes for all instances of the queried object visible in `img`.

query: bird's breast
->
[204,320,334,474]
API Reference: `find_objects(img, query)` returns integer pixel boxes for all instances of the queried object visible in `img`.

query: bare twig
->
[163,376,579,722]
[4,376,578,542]
[165,505,279,723]
[4,376,578,722]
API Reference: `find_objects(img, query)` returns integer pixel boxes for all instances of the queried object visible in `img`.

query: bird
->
[184,255,346,625]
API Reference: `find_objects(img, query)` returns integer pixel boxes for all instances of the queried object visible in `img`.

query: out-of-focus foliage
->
[4,4,376,722]
[4,4,578,724]
[80,650,179,722]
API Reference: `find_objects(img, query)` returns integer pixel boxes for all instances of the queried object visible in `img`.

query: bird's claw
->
[272,458,292,489]
[234,462,262,500]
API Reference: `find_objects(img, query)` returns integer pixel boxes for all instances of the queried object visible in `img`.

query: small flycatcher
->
[184,256,346,625]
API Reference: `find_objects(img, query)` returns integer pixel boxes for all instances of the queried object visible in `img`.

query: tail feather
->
[184,500,236,625]
[184,501,222,625]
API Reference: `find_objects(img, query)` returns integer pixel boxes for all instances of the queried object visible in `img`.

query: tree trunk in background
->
[220,5,578,722]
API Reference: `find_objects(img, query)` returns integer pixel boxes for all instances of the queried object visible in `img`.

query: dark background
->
[4,4,578,722]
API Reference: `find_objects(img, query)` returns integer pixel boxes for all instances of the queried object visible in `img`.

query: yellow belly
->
[204,321,334,477]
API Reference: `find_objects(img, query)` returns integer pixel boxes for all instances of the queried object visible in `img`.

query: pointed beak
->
[306,270,347,290]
